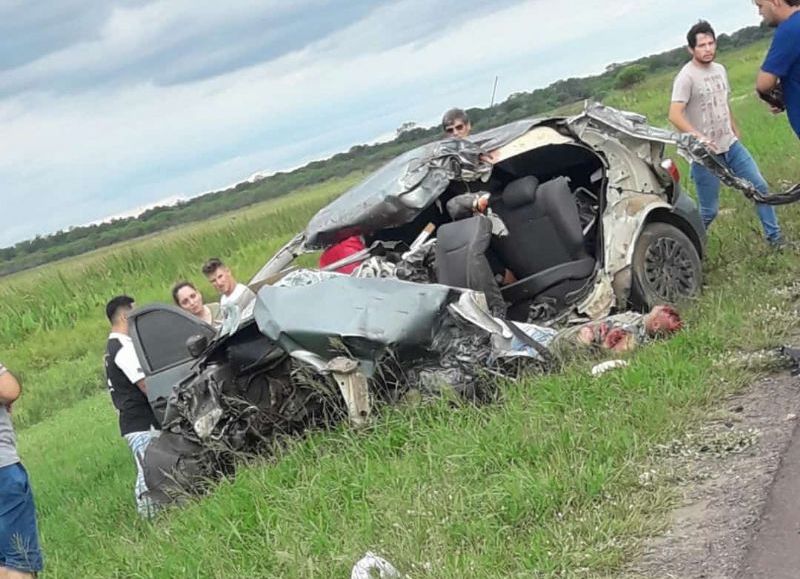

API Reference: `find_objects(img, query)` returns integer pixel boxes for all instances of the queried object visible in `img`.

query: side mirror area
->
[186,335,209,358]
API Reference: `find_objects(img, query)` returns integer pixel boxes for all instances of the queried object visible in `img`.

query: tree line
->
[0,25,772,277]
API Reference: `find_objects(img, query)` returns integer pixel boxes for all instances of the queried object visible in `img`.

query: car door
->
[128,304,217,422]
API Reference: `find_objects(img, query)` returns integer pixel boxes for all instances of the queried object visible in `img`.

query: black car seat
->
[490,176,596,318]
[435,215,506,317]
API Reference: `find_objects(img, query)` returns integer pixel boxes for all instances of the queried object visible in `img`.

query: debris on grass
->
[590,359,629,377]
[351,552,402,579]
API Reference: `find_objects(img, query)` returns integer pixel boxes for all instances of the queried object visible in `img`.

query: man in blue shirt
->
[755,0,800,138]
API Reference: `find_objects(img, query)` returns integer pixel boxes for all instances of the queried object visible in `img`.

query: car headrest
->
[502,176,540,208]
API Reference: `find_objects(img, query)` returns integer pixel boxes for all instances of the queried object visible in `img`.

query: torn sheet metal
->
[448,291,556,362]
[304,121,550,249]
[249,232,306,287]
[253,274,458,376]
[576,101,800,205]
[678,135,800,205]
[576,272,616,320]
[604,194,670,274]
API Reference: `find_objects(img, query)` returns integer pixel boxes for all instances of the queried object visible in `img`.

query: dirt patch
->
[627,371,800,579]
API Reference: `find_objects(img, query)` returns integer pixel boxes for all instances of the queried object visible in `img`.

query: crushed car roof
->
[304,118,553,248]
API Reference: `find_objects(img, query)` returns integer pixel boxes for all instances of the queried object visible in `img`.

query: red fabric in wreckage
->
[318,236,366,274]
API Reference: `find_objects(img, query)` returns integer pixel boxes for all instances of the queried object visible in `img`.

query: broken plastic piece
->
[326,357,372,426]
[351,552,401,579]
[591,359,629,377]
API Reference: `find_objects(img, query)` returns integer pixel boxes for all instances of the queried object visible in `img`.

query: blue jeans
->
[690,140,782,242]
[0,462,43,574]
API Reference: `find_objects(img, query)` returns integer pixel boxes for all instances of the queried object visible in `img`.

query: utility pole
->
[490,75,499,107]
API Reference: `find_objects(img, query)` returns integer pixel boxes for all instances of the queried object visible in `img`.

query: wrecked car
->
[256,102,712,323]
[132,102,793,504]
[130,278,528,504]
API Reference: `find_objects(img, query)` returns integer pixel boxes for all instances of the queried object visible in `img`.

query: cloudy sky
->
[0,0,764,247]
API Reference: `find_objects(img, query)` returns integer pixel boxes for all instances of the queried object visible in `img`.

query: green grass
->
[7,39,800,577]
[0,174,361,430]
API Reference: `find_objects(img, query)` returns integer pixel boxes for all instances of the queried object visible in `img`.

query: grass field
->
[4,38,800,577]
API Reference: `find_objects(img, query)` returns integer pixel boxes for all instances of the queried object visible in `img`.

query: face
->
[645,305,682,336]
[444,119,471,139]
[754,0,780,27]
[689,32,717,64]
[115,303,134,331]
[176,286,204,316]
[207,266,235,296]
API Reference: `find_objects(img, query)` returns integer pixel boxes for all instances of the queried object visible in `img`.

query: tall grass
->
[8,39,800,577]
[1,176,360,429]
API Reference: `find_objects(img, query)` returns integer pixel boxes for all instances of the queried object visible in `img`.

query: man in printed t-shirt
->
[669,20,784,247]
[104,295,160,518]
[754,0,800,138]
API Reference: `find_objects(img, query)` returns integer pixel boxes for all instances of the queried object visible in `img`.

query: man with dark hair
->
[0,363,42,578]
[669,20,784,247]
[754,0,800,138]
[202,258,256,321]
[104,295,160,517]
[442,108,471,139]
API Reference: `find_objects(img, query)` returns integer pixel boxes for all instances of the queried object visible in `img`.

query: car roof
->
[303,116,559,248]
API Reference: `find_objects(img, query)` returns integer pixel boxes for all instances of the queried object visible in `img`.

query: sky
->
[0,0,766,247]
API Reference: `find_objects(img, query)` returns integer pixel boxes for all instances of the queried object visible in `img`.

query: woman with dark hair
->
[171,281,220,327]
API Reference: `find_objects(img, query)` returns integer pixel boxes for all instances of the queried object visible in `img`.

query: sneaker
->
[768,236,788,250]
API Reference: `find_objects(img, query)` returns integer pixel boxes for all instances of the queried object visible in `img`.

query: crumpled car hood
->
[253,273,460,375]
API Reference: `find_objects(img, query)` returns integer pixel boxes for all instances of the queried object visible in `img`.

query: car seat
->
[435,215,506,317]
[490,176,596,319]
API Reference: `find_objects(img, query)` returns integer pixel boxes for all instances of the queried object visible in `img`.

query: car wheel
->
[630,221,702,310]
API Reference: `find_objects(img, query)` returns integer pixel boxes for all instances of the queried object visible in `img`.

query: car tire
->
[629,221,702,310]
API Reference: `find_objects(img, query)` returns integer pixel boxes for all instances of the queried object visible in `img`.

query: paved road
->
[739,417,800,579]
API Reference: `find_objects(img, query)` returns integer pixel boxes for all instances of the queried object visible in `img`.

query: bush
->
[615,64,648,89]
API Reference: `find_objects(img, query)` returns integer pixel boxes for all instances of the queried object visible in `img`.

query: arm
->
[669,101,717,151]
[0,366,21,405]
[757,70,779,95]
[114,344,147,396]
[728,105,741,139]
[135,379,147,396]
[668,101,699,135]
[758,27,797,112]
[669,72,704,137]
[756,71,785,112]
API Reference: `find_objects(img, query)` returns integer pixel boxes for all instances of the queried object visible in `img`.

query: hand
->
[475,194,490,213]
[758,83,785,113]
[692,132,719,154]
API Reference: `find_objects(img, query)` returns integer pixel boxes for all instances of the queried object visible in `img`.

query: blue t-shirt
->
[762,11,800,138]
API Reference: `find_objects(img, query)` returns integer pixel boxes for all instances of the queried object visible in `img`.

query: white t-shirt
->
[220,283,256,320]
[108,332,146,384]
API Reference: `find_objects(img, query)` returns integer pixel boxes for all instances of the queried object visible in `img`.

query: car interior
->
[371,142,608,321]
